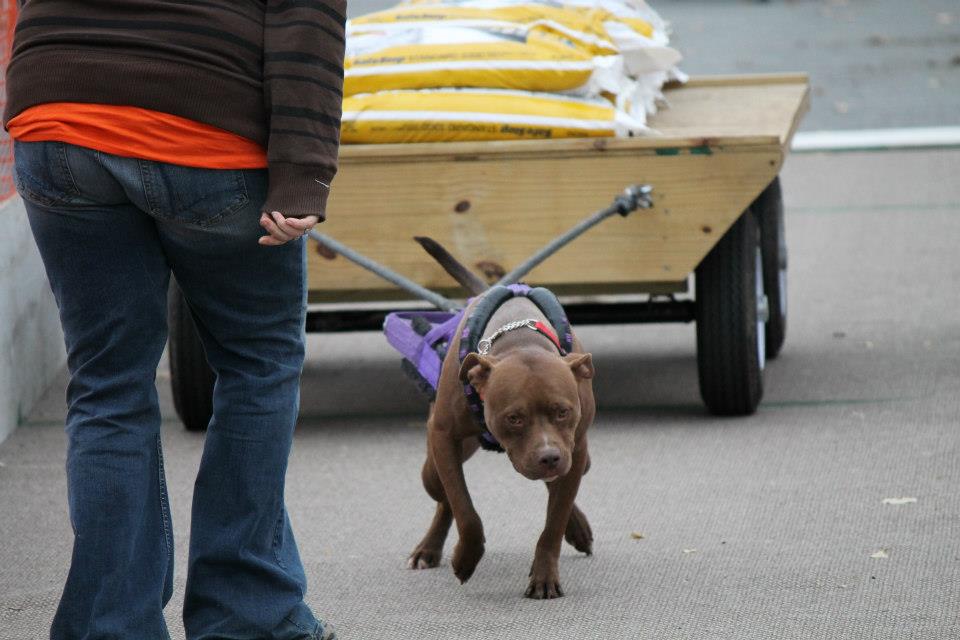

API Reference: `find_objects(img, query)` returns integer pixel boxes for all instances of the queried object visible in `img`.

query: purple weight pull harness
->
[383,284,573,452]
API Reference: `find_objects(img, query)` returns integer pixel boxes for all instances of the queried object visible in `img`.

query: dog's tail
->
[414,236,488,296]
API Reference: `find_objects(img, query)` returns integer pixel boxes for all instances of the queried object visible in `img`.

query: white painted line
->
[792,127,960,152]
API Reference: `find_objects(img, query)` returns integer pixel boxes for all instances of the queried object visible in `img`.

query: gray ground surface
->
[346,0,960,132]
[2,148,959,638]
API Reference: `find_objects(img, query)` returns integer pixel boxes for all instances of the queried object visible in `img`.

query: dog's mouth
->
[515,465,565,482]
[516,465,569,482]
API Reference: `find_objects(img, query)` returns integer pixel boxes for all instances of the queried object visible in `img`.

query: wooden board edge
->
[307,280,690,302]
[339,135,784,163]
[674,72,810,88]
[781,82,812,149]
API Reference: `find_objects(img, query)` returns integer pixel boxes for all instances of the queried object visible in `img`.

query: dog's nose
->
[538,448,561,469]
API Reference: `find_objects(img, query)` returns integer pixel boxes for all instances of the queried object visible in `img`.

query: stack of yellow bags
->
[341,0,683,144]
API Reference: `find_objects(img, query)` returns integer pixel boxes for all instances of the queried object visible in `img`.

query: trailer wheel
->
[168,279,214,432]
[695,210,766,416]
[752,176,787,358]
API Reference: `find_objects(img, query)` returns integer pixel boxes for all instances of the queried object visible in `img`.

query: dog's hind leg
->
[408,455,451,570]
[564,503,593,555]
[408,438,481,570]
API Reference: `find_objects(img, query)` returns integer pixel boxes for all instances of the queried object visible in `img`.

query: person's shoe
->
[316,620,337,640]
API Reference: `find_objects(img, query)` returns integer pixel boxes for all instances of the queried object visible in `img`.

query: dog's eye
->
[556,407,570,420]
[505,414,524,428]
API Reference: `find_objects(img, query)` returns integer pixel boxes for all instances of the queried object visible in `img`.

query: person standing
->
[5,1,345,638]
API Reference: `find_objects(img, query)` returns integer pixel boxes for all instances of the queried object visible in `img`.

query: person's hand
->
[259,211,319,246]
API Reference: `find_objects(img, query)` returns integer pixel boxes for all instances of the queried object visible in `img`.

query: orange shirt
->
[7,102,267,169]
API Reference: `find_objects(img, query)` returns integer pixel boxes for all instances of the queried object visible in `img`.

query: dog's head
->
[459,349,593,481]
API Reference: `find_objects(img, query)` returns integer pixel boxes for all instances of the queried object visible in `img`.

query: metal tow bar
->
[307,184,654,311]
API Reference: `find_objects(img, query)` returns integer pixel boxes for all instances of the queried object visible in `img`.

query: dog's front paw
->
[451,521,485,583]
[526,558,563,599]
[452,540,484,583]
[525,572,563,599]
[407,545,442,570]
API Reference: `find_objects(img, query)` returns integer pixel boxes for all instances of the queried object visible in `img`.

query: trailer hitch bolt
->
[615,184,654,216]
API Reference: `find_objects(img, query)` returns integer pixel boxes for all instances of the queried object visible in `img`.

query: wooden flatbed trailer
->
[168,73,810,429]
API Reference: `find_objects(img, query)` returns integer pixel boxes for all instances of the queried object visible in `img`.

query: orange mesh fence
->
[0,1,15,201]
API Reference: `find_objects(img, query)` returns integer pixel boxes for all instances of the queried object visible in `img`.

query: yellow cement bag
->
[340,89,646,144]
[349,3,629,55]
[396,0,663,38]
[382,0,681,76]
[344,25,627,97]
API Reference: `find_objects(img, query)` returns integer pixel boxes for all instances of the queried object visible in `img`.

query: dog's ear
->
[564,353,594,380]
[459,353,498,391]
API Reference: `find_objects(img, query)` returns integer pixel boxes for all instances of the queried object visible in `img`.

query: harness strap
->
[462,286,515,356]
[383,310,461,393]
[526,287,574,353]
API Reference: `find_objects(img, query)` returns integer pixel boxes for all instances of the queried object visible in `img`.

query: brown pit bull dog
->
[406,238,595,599]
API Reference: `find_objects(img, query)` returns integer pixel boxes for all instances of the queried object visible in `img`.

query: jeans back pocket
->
[141,162,250,227]
[13,140,81,208]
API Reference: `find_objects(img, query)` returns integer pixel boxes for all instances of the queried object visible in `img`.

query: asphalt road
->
[2,148,959,639]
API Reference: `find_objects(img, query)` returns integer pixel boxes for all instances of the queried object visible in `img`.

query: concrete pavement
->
[2,148,959,638]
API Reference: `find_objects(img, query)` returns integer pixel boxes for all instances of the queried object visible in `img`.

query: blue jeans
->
[16,141,332,640]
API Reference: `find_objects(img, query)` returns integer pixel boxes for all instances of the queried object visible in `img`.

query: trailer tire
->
[752,176,787,358]
[695,210,765,416]
[168,280,214,432]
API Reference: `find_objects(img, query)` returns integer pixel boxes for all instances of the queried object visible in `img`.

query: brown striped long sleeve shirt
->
[4,0,346,218]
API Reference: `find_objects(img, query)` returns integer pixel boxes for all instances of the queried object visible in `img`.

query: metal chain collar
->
[476,319,539,355]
